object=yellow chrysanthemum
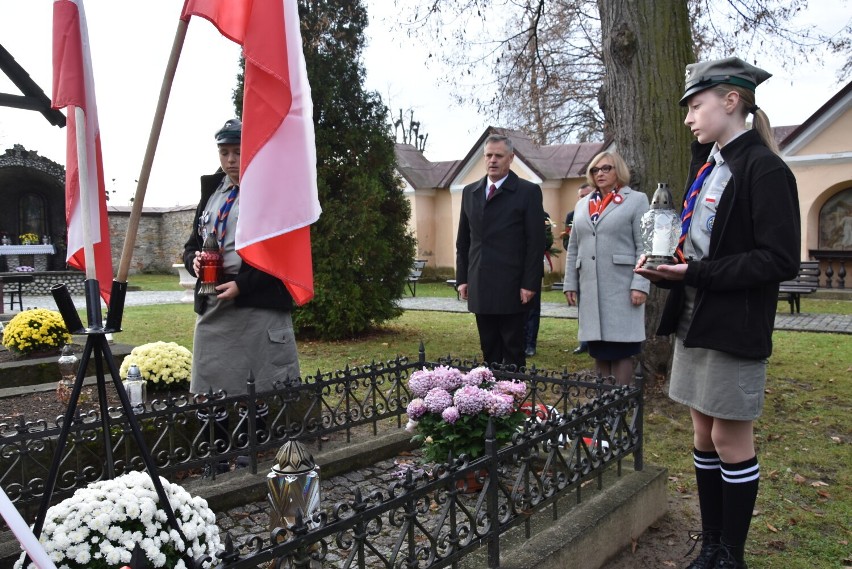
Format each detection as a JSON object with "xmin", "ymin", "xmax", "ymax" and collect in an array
[
  {"xmin": 119, "ymin": 341, "xmax": 192, "ymax": 390},
  {"xmin": 1, "ymin": 309, "xmax": 71, "ymax": 356}
]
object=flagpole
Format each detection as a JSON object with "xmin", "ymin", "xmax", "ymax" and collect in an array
[
  {"xmin": 115, "ymin": 19, "xmax": 189, "ymax": 283},
  {"xmin": 73, "ymin": 106, "xmax": 97, "ymax": 280}
]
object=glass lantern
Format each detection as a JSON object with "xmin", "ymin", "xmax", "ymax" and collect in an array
[
  {"xmin": 122, "ymin": 364, "xmax": 147, "ymax": 413},
  {"xmin": 198, "ymin": 233, "xmax": 223, "ymax": 296},
  {"xmin": 640, "ymin": 183, "xmax": 681, "ymax": 270},
  {"xmin": 56, "ymin": 344, "xmax": 79, "ymax": 405}
]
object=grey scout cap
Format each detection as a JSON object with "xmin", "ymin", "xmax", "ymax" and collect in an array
[
  {"xmin": 215, "ymin": 118, "xmax": 242, "ymax": 144},
  {"xmin": 680, "ymin": 56, "xmax": 771, "ymax": 106}
]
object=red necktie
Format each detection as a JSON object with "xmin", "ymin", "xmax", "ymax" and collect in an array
[{"xmin": 487, "ymin": 184, "xmax": 497, "ymax": 201}]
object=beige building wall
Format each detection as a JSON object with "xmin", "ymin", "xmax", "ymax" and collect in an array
[
  {"xmin": 403, "ymin": 166, "xmax": 595, "ymax": 275},
  {"xmin": 784, "ymin": 105, "xmax": 852, "ymax": 260}
]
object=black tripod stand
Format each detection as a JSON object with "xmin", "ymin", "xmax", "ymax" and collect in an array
[{"xmin": 25, "ymin": 280, "xmax": 185, "ymax": 563}]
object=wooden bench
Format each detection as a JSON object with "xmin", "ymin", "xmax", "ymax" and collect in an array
[
  {"xmin": 0, "ymin": 273, "xmax": 35, "ymax": 314},
  {"xmin": 778, "ymin": 261, "xmax": 820, "ymax": 314},
  {"xmin": 406, "ymin": 259, "xmax": 427, "ymax": 296}
]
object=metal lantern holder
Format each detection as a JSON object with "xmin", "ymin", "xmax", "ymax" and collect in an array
[
  {"xmin": 25, "ymin": 280, "xmax": 185, "ymax": 562},
  {"xmin": 640, "ymin": 182, "xmax": 682, "ymax": 270},
  {"xmin": 267, "ymin": 440, "xmax": 321, "ymax": 535}
]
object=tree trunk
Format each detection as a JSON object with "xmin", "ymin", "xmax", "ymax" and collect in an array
[{"xmin": 597, "ymin": 0, "xmax": 694, "ymax": 388}]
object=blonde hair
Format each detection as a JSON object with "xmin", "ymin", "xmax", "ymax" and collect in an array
[
  {"xmin": 586, "ymin": 151, "xmax": 631, "ymax": 188},
  {"xmin": 711, "ymin": 84, "xmax": 779, "ymax": 154}
]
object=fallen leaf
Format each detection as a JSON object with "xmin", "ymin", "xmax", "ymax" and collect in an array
[
  {"xmin": 817, "ymin": 490, "xmax": 831, "ymax": 499},
  {"xmin": 793, "ymin": 473, "xmax": 806, "ymax": 484},
  {"xmin": 631, "ymin": 537, "xmax": 638, "ymax": 553},
  {"xmin": 831, "ymin": 436, "xmax": 841, "ymax": 443},
  {"xmin": 766, "ymin": 522, "xmax": 779, "ymax": 533},
  {"xmin": 810, "ymin": 480, "xmax": 829, "ymax": 487}
]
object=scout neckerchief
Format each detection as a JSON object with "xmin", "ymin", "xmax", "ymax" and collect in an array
[
  {"xmin": 212, "ymin": 184, "xmax": 239, "ymax": 251},
  {"xmin": 675, "ymin": 160, "xmax": 715, "ymax": 263}
]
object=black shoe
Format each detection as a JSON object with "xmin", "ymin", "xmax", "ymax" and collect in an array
[
  {"xmin": 683, "ymin": 531, "xmax": 721, "ymax": 569},
  {"xmin": 685, "ymin": 544, "xmax": 720, "ymax": 569},
  {"xmin": 235, "ymin": 455, "xmax": 251, "ymax": 469},
  {"xmin": 713, "ymin": 544, "xmax": 747, "ymax": 569},
  {"xmin": 524, "ymin": 347, "xmax": 536, "ymax": 357},
  {"xmin": 572, "ymin": 345, "xmax": 587, "ymax": 354}
]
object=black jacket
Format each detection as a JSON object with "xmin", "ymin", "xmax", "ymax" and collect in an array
[
  {"xmin": 656, "ymin": 130, "xmax": 800, "ymax": 359},
  {"xmin": 456, "ymin": 170, "xmax": 545, "ymax": 314},
  {"xmin": 183, "ymin": 171, "xmax": 294, "ymax": 315}
]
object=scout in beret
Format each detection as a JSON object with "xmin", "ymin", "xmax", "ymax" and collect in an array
[
  {"xmin": 636, "ymin": 58, "xmax": 801, "ymax": 569},
  {"xmin": 182, "ymin": 118, "xmax": 301, "ymax": 473}
]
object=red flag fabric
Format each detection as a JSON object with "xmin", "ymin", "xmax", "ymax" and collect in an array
[
  {"xmin": 181, "ymin": 0, "xmax": 321, "ymax": 305},
  {"xmin": 52, "ymin": 0, "xmax": 114, "ymax": 305}
]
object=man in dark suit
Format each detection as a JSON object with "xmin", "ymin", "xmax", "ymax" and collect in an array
[{"xmin": 456, "ymin": 134, "xmax": 545, "ymax": 368}]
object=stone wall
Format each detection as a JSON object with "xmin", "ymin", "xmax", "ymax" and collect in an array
[
  {"xmin": 12, "ymin": 271, "xmax": 86, "ymax": 295},
  {"xmin": 107, "ymin": 206, "xmax": 196, "ymax": 273}
]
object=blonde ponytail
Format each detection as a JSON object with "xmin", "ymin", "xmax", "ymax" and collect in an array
[{"xmin": 712, "ymin": 85, "xmax": 779, "ymax": 154}]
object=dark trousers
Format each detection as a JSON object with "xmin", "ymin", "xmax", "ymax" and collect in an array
[
  {"xmin": 475, "ymin": 312, "xmax": 527, "ymax": 369},
  {"xmin": 523, "ymin": 293, "xmax": 542, "ymax": 350}
]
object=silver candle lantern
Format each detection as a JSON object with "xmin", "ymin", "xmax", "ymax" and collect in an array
[
  {"xmin": 267, "ymin": 440, "xmax": 321, "ymax": 535},
  {"xmin": 122, "ymin": 364, "xmax": 147, "ymax": 413},
  {"xmin": 640, "ymin": 183, "xmax": 681, "ymax": 269}
]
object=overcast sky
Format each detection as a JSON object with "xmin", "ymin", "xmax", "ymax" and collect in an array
[{"xmin": 0, "ymin": 1, "xmax": 848, "ymax": 207}]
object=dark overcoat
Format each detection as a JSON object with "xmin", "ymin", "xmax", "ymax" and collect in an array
[{"xmin": 456, "ymin": 170, "xmax": 545, "ymax": 314}]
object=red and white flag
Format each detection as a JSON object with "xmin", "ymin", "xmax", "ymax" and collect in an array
[
  {"xmin": 52, "ymin": 0, "xmax": 113, "ymax": 305},
  {"xmin": 181, "ymin": 0, "xmax": 321, "ymax": 305}
]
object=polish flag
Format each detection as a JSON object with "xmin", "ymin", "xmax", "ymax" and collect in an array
[
  {"xmin": 181, "ymin": 0, "xmax": 321, "ymax": 305},
  {"xmin": 52, "ymin": 0, "xmax": 113, "ymax": 305}
]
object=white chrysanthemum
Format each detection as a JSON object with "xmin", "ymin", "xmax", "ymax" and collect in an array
[{"xmin": 13, "ymin": 472, "xmax": 221, "ymax": 569}]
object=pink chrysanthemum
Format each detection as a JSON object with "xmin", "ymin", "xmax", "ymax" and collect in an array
[
  {"xmin": 453, "ymin": 385, "xmax": 488, "ymax": 415},
  {"xmin": 432, "ymin": 365, "xmax": 465, "ymax": 392},
  {"xmin": 493, "ymin": 380, "xmax": 527, "ymax": 402},
  {"xmin": 441, "ymin": 406, "xmax": 460, "ymax": 424},
  {"xmin": 424, "ymin": 387, "xmax": 453, "ymax": 413},
  {"xmin": 463, "ymin": 366, "xmax": 493, "ymax": 387},
  {"xmin": 408, "ymin": 368, "xmax": 435, "ymax": 398},
  {"xmin": 485, "ymin": 392, "xmax": 515, "ymax": 417},
  {"xmin": 406, "ymin": 398, "xmax": 427, "ymax": 419}
]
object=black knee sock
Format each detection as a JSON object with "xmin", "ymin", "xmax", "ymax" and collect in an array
[
  {"xmin": 721, "ymin": 456, "xmax": 760, "ymax": 561},
  {"xmin": 693, "ymin": 448, "xmax": 723, "ymax": 541}
]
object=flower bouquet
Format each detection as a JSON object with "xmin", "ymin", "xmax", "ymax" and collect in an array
[
  {"xmin": 119, "ymin": 341, "xmax": 192, "ymax": 390},
  {"xmin": 14, "ymin": 471, "xmax": 221, "ymax": 569},
  {"xmin": 18, "ymin": 232, "xmax": 39, "ymax": 245},
  {"xmin": 405, "ymin": 365, "xmax": 527, "ymax": 463},
  {"xmin": 1, "ymin": 308, "xmax": 71, "ymax": 357}
]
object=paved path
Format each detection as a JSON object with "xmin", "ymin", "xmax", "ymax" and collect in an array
[
  {"xmin": 5, "ymin": 291, "xmax": 851, "ymax": 334},
  {"xmin": 402, "ymin": 297, "xmax": 852, "ymax": 334}
]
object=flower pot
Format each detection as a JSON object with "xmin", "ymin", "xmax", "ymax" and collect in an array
[{"xmin": 173, "ymin": 263, "xmax": 196, "ymax": 303}]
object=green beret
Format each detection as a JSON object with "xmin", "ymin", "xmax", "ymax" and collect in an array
[
  {"xmin": 214, "ymin": 118, "xmax": 242, "ymax": 144},
  {"xmin": 680, "ymin": 56, "xmax": 771, "ymax": 106}
]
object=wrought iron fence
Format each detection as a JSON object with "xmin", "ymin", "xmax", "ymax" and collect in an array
[
  {"xmin": 1, "ymin": 347, "xmax": 643, "ymax": 569},
  {"xmin": 189, "ymin": 373, "xmax": 641, "ymax": 569}
]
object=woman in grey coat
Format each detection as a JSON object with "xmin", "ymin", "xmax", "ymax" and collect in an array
[{"xmin": 563, "ymin": 151, "xmax": 650, "ymax": 384}]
